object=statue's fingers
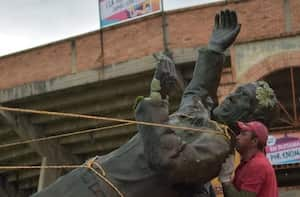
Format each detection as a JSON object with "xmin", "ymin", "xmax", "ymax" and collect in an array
[
  {"xmin": 161, "ymin": 62, "xmax": 169, "ymax": 73},
  {"xmin": 224, "ymin": 9, "xmax": 230, "ymax": 28},
  {"xmin": 170, "ymin": 63, "xmax": 176, "ymax": 77},
  {"xmin": 170, "ymin": 75, "xmax": 177, "ymax": 83},
  {"xmin": 214, "ymin": 13, "xmax": 220, "ymax": 29},
  {"xmin": 168, "ymin": 62, "xmax": 174, "ymax": 74},
  {"xmin": 166, "ymin": 79, "xmax": 176, "ymax": 89},
  {"xmin": 157, "ymin": 59, "xmax": 164, "ymax": 70},
  {"xmin": 230, "ymin": 11, "xmax": 238, "ymax": 28},
  {"xmin": 160, "ymin": 64, "xmax": 167, "ymax": 75},
  {"xmin": 220, "ymin": 10, "xmax": 225, "ymax": 28},
  {"xmin": 232, "ymin": 24, "xmax": 241, "ymax": 38}
]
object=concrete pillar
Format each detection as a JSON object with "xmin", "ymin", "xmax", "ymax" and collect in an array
[{"xmin": 37, "ymin": 157, "xmax": 62, "ymax": 192}]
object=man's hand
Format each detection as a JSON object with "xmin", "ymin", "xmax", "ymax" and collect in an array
[
  {"xmin": 152, "ymin": 54, "xmax": 177, "ymax": 99},
  {"xmin": 208, "ymin": 10, "xmax": 241, "ymax": 53},
  {"xmin": 218, "ymin": 154, "xmax": 235, "ymax": 183}
]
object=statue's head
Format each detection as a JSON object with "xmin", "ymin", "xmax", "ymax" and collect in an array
[{"xmin": 213, "ymin": 81, "xmax": 279, "ymax": 127}]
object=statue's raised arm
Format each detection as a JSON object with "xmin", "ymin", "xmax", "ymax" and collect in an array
[
  {"xmin": 135, "ymin": 9, "xmax": 241, "ymax": 192},
  {"xmin": 182, "ymin": 10, "xmax": 241, "ymax": 109}
]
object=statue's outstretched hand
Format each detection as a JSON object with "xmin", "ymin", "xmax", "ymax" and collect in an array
[
  {"xmin": 151, "ymin": 54, "xmax": 177, "ymax": 99},
  {"xmin": 218, "ymin": 154, "xmax": 235, "ymax": 183},
  {"xmin": 208, "ymin": 10, "xmax": 241, "ymax": 53}
]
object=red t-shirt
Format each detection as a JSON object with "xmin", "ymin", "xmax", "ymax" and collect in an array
[{"xmin": 233, "ymin": 152, "xmax": 278, "ymax": 197}]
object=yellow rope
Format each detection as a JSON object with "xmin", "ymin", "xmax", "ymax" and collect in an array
[
  {"xmin": 0, "ymin": 106, "xmax": 231, "ymax": 149},
  {"xmin": 85, "ymin": 157, "xmax": 105, "ymax": 176},
  {"xmin": 208, "ymin": 119, "xmax": 235, "ymax": 142},
  {"xmin": 86, "ymin": 157, "xmax": 123, "ymax": 197},
  {"xmin": 0, "ymin": 106, "xmax": 224, "ymax": 133},
  {"xmin": 0, "ymin": 165, "xmax": 82, "ymax": 170},
  {"xmin": 0, "ymin": 122, "xmax": 133, "ymax": 149},
  {"xmin": 88, "ymin": 167, "xmax": 124, "ymax": 197},
  {"xmin": 0, "ymin": 159, "xmax": 123, "ymax": 197}
]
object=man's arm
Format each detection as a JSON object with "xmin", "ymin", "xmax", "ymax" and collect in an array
[
  {"xmin": 218, "ymin": 155, "xmax": 256, "ymax": 197},
  {"xmin": 222, "ymin": 182, "xmax": 256, "ymax": 197}
]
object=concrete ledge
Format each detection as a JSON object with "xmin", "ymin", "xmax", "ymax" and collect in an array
[
  {"xmin": 0, "ymin": 47, "xmax": 200, "ymax": 103},
  {"xmin": 234, "ymin": 35, "xmax": 300, "ymax": 80}
]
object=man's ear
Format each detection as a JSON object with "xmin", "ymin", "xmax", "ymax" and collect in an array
[{"xmin": 251, "ymin": 137, "xmax": 258, "ymax": 146}]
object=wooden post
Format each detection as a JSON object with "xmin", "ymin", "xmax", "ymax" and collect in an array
[{"xmin": 37, "ymin": 157, "xmax": 62, "ymax": 191}]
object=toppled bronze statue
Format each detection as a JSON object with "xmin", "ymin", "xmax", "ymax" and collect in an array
[{"xmin": 32, "ymin": 10, "xmax": 278, "ymax": 197}]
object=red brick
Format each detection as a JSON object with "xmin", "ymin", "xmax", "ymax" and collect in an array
[
  {"xmin": 290, "ymin": 0, "xmax": 300, "ymax": 32},
  {"xmin": 0, "ymin": 42, "xmax": 72, "ymax": 89},
  {"xmin": 76, "ymin": 32, "xmax": 102, "ymax": 71}
]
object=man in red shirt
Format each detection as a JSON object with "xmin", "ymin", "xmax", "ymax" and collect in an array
[{"xmin": 219, "ymin": 121, "xmax": 278, "ymax": 197}]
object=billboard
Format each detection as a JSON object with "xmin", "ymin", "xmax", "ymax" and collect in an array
[
  {"xmin": 266, "ymin": 132, "xmax": 300, "ymax": 165},
  {"xmin": 99, "ymin": 0, "xmax": 162, "ymax": 28}
]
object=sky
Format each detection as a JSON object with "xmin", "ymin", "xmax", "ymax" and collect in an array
[{"xmin": 0, "ymin": 0, "xmax": 222, "ymax": 57}]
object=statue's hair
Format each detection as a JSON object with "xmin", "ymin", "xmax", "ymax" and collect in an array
[{"xmin": 250, "ymin": 81, "xmax": 280, "ymax": 127}]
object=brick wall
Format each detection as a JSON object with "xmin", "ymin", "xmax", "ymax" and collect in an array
[
  {"xmin": 291, "ymin": 0, "xmax": 300, "ymax": 32},
  {"xmin": 0, "ymin": 42, "xmax": 72, "ymax": 89},
  {"xmin": 0, "ymin": 0, "xmax": 299, "ymax": 89}
]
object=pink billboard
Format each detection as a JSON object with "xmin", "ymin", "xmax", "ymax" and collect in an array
[
  {"xmin": 266, "ymin": 132, "xmax": 300, "ymax": 165},
  {"xmin": 100, "ymin": 0, "xmax": 162, "ymax": 28}
]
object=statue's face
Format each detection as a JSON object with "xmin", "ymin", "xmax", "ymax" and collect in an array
[{"xmin": 213, "ymin": 84, "xmax": 257, "ymax": 125}]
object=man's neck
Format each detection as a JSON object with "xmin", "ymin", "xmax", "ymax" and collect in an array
[{"xmin": 241, "ymin": 148, "xmax": 259, "ymax": 161}]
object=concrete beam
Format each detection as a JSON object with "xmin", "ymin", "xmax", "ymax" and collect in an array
[
  {"xmin": 42, "ymin": 110, "xmax": 134, "ymax": 135},
  {"xmin": 70, "ymin": 136, "xmax": 130, "ymax": 155},
  {"xmin": 0, "ymin": 108, "xmax": 81, "ymax": 190},
  {"xmin": 0, "ymin": 126, "xmax": 15, "ymax": 138},
  {"xmin": 0, "ymin": 47, "xmax": 200, "ymax": 103},
  {"xmin": 0, "ymin": 109, "xmax": 80, "ymax": 164},
  {"xmin": 18, "ymin": 75, "xmax": 150, "ymax": 111},
  {"xmin": 0, "ymin": 177, "xmax": 17, "ymax": 197},
  {"xmin": 0, "ymin": 55, "xmax": 156, "ymax": 103},
  {"xmin": 0, "ymin": 147, "xmax": 35, "ymax": 163},
  {"xmin": 30, "ymin": 94, "xmax": 140, "ymax": 124},
  {"xmin": 7, "ymin": 169, "xmax": 40, "ymax": 183},
  {"xmin": 59, "ymin": 124, "xmax": 137, "ymax": 145},
  {"xmin": 18, "ymin": 181, "xmax": 38, "ymax": 191}
]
